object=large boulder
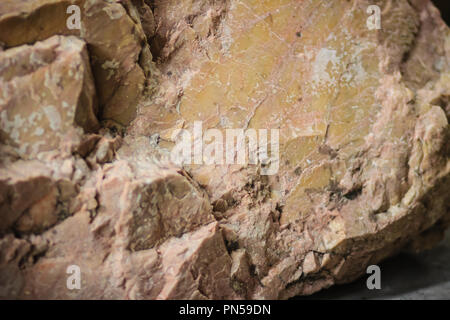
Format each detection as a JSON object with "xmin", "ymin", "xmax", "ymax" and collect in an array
[{"xmin": 0, "ymin": 0, "xmax": 449, "ymax": 300}]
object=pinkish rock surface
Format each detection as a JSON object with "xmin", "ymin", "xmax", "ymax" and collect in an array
[{"xmin": 0, "ymin": 0, "xmax": 449, "ymax": 300}]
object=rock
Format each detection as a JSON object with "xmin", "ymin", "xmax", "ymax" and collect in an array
[
  {"xmin": 151, "ymin": 222, "xmax": 237, "ymax": 299},
  {"xmin": 0, "ymin": 158, "xmax": 81, "ymax": 235},
  {"xmin": 302, "ymin": 252, "xmax": 320, "ymax": 275},
  {"xmin": 88, "ymin": 133, "xmax": 122, "ymax": 164},
  {"xmin": 95, "ymin": 140, "xmax": 214, "ymax": 251},
  {"xmin": 0, "ymin": 161, "xmax": 54, "ymax": 233},
  {"xmin": 0, "ymin": 0, "xmax": 449, "ymax": 300},
  {"xmin": 128, "ymin": 0, "xmax": 450, "ymax": 298},
  {"xmin": 0, "ymin": 235, "xmax": 31, "ymax": 298},
  {"xmin": 0, "ymin": 35, "xmax": 99, "ymax": 158},
  {"xmin": 0, "ymin": 0, "xmax": 158, "ymax": 126},
  {"xmin": 135, "ymin": 0, "xmax": 157, "ymax": 39},
  {"xmin": 15, "ymin": 185, "xmax": 59, "ymax": 234}
]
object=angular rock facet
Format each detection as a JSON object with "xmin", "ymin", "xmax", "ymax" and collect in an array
[
  {"xmin": 0, "ymin": 35, "xmax": 98, "ymax": 157},
  {"xmin": 0, "ymin": 0, "xmax": 157, "ymax": 126}
]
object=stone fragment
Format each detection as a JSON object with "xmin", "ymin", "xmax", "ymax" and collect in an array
[
  {"xmin": 129, "ymin": 0, "xmax": 450, "ymax": 298},
  {"xmin": 87, "ymin": 133, "xmax": 122, "ymax": 164},
  {"xmin": 15, "ymin": 185, "xmax": 59, "ymax": 234},
  {"xmin": 0, "ymin": 0, "xmax": 157, "ymax": 126},
  {"xmin": 156, "ymin": 222, "xmax": 237, "ymax": 299},
  {"xmin": 135, "ymin": 0, "xmax": 156, "ymax": 39},
  {"xmin": 94, "ymin": 139, "xmax": 215, "ymax": 251},
  {"xmin": 0, "ymin": 235, "xmax": 31, "ymax": 298},
  {"xmin": 0, "ymin": 35, "xmax": 98, "ymax": 158},
  {"xmin": 302, "ymin": 252, "xmax": 320, "ymax": 275},
  {"xmin": 0, "ymin": 161, "xmax": 54, "ymax": 233}
]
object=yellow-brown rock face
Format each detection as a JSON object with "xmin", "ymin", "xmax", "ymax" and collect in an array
[{"xmin": 0, "ymin": 0, "xmax": 449, "ymax": 299}]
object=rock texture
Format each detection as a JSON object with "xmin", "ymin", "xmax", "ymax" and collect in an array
[
  {"xmin": 0, "ymin": 0, "xmax": 157, "ymax": 126},
  {"xmin": 0, "ymin": 35, "xmax": 99, "ymax": 158},
  {"xmin": 0, "ymin": 0, "xmax": 449, "ymax": 299}
]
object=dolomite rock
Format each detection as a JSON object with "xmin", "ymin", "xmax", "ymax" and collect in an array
[
  {"xmin": 0, "ymin": 0, "xmax": 157, "ymax": 126},
  {"xmin": 0, "ymin": 0, "xmax": 449, "ymax": 300},
  {"xmin": 0, "ymin": 35, "xmax": 98, "ymax": 158},
  {"xmin": 94, "ymin": 143, "xmax": 215, "ymax": 252},
  {"xmin": 0, "ymin": 158, "xmax": 81, "ymax": 235}
]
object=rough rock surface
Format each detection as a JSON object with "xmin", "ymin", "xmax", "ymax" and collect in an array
[
  {"xmin": 0, "ymin": 35, "xmax": 99, "ymax": 158},
  {"xmin": 0, "ymin": 0, "xmax": 449, "ymax": 299},
  {"xmin": 0, "ymin": 0, "xmax": 158, "ymax": 126}
]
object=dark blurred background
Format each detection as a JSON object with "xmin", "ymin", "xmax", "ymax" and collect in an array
[{"xmin": 433, "ymin": 0, "xmax": 450, "ymax": 25}]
